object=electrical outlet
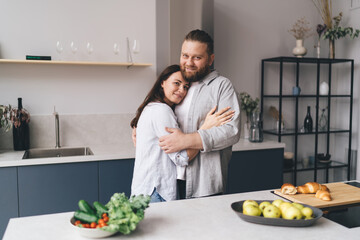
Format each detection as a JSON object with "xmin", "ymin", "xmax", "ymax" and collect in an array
[{"xmin": 351, "ymin": 0, "xmax": 360, "ymax": 10}]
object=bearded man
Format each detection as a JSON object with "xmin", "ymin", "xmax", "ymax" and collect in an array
[{"xmin": 159, "ymin": 29, "xmax": 241, "ymax": 199}]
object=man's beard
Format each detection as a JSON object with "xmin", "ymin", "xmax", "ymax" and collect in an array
[{"xmin": 181, "ymin": 64, "xmax": 210, "ymax": 83}]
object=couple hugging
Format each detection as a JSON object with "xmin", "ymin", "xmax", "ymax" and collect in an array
[{"xmin": 130, "ymin": 29, "xmax": 241, "ymax": 203}]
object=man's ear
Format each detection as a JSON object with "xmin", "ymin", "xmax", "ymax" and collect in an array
[{"xmin": 209, "ymin": 54, "xmax": 215, "ymax": 66}]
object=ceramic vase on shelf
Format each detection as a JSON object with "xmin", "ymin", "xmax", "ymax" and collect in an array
[
  {"xmin": 320, "ymin": 82, "xmax": 329, "ymax": 95},
  {"xmin": 243, "ymin": 114, "xmax": 250, "ymax": 140},
  {"xmin": 292, "ymin": 39, "xmax": 307, "ymax": 58},
  {"xmin": 329, "ymin": 39, "xmax": 335, "ymax": 59},
  {"xmin": 316, "ymin": 39, "xmax": 321, "ymax": 58},
  {"xmin": 243, "ymin": 121, "xmax": 249, "ymax": 140}
]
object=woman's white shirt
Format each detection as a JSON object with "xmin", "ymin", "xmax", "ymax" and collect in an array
[{"xmin": 131, "ymin": 102, "xmax": 189, "ymax": 201}]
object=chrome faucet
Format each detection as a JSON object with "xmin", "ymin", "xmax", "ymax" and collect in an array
[{"xmin": 54, "ymin": 107, "xmax": 61, "ymax": 148}]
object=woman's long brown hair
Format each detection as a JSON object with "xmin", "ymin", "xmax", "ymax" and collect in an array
[{"xmin": 130, "ymin": 64, "xmax": 181, "ymax": 128}]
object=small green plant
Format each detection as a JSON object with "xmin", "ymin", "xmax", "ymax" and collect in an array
[
  {"xmin": 322, "ymin": 12, "xmax": 360, "ymax": 40},
  {"xmin": 239, "ymin": 92, "xmax": 259, "ymax": 120}
]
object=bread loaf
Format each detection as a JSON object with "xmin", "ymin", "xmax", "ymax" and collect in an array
[
  {"xmin": 315, "ymin": 189, "xmax": 331, "ymax": 201},
  {"xmin": 281, "ymin": 183, "xmax": 297, "ymax": 195}
]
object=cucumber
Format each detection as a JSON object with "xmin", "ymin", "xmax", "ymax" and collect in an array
[
  {"xmin": 78, "ymin": 200, "xmax": 95, "ymax": 215},
  {"xmin": 93, "ymin": 201, "xmax": 108, "ymax": 217},
  {"xmin": 74, "ymin": 210, "xmax": 98, "ymax": 223}
]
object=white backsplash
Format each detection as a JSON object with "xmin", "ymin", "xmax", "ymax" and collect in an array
[{"xmin": 0, "ymin": 113, "xmax": 135, "ymax": 150}]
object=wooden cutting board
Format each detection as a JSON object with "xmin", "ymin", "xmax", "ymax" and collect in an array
[{"xmin": 273, "ymin": 182, "xmax": 360, "ymax": 208}]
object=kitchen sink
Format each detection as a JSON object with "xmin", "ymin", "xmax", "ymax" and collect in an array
[{"xmin": 22, "ymin": 147, "xmax": 94, "ymax": 159}]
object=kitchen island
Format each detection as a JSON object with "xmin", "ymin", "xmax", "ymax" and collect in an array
[
  {"xmin": 3, "ymin": 189, "xmax": 359, "ymax": 240},
  {"xmin": 0, "ymin": 140, "xmax": 285, "ymax": 238}
]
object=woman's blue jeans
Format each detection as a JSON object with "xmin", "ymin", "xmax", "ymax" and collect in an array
[{"xmin": 150, "ymin": 188, "xmax": 166, "ymax": 203}]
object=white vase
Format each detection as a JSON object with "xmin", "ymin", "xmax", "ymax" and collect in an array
[
  {"xmin": 243, "ymin": 122, "xmax": 249, "ymax": 139},
  {"xmin": 320, "ymin": 82, "xmax": 329, "ymax": 95},
  {"xmin": 292, "ymin": 39, "xmax": 307, "ymax": 58}
]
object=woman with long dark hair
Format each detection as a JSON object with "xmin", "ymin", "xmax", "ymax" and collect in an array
[{"xmin": 130, "ymin": 65, "xmax": 233, "ymax": 202}]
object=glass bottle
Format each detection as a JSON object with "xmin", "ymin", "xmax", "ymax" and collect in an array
[
  {"xmin": 319, "ymin": 108, "xmax": 327, "ymax": 131},
  {"xmin": 304, "ymin": 106, "xmax": 313, "ymax": 133},
  {"xmin": 249, "ymin": 112, "xmax": 263, "ymax": 142},
  {"xmin": 12, "ymin": 98, "xmax": 30, "ymax": 150}
]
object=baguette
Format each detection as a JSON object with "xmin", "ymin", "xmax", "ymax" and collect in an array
[
  {"xmin": 281, "ymin": 183, "xmax": 297, "ymax": 195},
  {"xmin": 315, "ymin": 189, "xmax": 332, "ymax": 201}
]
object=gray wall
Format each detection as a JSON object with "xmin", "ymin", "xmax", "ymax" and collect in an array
[{"xmin": 213, "ymin": 0, "xmax": 360, "ymax": 182}]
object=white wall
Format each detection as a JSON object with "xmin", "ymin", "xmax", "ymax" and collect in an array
[
  {"xmin": 0, "ymin": 0, "xmax": 157, "ymax": 115},
  {"xmin": 169, "ymin": 0, "xmax": 213, "ymax": 64}
]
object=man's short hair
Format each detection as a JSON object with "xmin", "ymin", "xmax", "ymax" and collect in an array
[{"xmin": 184, "ymin": 29, "xmax": 214, "ymax": 56}]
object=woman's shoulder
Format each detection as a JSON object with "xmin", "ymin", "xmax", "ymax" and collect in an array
[{"xmin": 143, "ymin": 102, "xmax": 175, "ymax": 116}]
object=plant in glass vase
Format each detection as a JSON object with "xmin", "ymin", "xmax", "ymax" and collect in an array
[
  {"xmin": 312, "ymin": 0, "xmax": 360, "ymax": 59},
  {"xmin": 239, "ymin": 92, "xmax": 259, "ymax": 139}
]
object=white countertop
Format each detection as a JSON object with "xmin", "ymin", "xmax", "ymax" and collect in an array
[
  {"xmin": 3, "ymin": 189, "xmax": 358, "ymax": 240},
  {"xmin": 0, "ymin": 139, "xmax": 284, "ymax": 167}
]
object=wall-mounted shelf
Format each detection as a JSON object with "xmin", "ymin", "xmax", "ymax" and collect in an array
[{"xmin": 0, "ymin": 59, "xmax": 152, "ymax": 67}]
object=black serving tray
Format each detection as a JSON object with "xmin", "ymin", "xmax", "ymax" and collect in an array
[{"xmin": 231, "ymin": 200, "xmax": 323, "ymax": 227}]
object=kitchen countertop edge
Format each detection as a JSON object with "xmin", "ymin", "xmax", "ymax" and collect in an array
[{"xmin": 0, "ymin": 139, "xmax": 285, "ymax": 167}]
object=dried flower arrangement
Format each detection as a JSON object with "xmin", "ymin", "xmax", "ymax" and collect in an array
[
  {"xmin": 0, "ymin": 104, "xmax": 30, "ymax": 132},
  {"xmin": 239, "ymin": 92, "xmax": 259, "ymax": 120},
  {"xmin": 288, "ymin": 17, "xmax": 313, "ymax": 40},
  {"xmin": 269, "ymin": 106, "xmax": 283, "ymax": 121}
]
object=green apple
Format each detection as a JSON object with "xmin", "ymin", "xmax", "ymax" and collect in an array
[
  {"xmin": 259, "ymin": 201, "xmax": 271, "ymax": 213},
  {"xmin": 272, "ymin": 199, "xmax": 284, "ymax": 208},
  {"xmin": 292, "ymin": 202, "xmax": 304, "ymax": 210},
  {"xmin": 282, "ymin": 206, "xmax": 303, "ymax": 220},
  {"xmin": 243, "ymin": 204, "xmax": 261, "ymax": 216},
  {"xmin": 279, "ymin": 202, "xmax": 293, "ymax": 215},
  {"xmin": 301, "ymin": 207, "xmax": 314, "ymax": 219},
  {"xmin": 263, "ymin": 205, "xmax": 281, "ymax": 218},
  {"xmin": 243, "ymin": 200, "xmax": 259, "ymax": 209}
]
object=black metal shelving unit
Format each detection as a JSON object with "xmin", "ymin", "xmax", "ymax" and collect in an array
[{"xmin": 260, "ymin": 56, "xmax": 354, "ymax": 185}]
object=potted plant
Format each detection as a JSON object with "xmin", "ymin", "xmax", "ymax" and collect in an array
[
  {"xmin": 312, "ymin": 0, "xmax": 360, "ymax": 58},
  {"xmin": 0, "ymin": 102, "xmax": 31, "ymax": 150},
  {"xmin": 0, "ymin": 104, "xmax": 13, "ymax": 132},
  {"xmin": 288, "ymin": 17, "xmax": 313, "ymax": 57}
]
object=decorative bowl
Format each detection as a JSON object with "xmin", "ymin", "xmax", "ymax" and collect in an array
[
  {"xmin": 70, "ymin": 217, "xmax": 117, "ymax": 239},
  {"xmin": 316, "ymin": 153, "xmax": 331, "ymax": 161},
  {"xmin": 316, "ymin": 153, "xmax": 331, "ymax": 163}
]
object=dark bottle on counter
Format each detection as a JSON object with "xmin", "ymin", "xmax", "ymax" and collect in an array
[
  {"xmin": 12, "ymin": 98, "xmax": 30, "ymax": 150},
  {"xmin": 304, "ymin": 106, "xmax": 313, "ymax": 133}
]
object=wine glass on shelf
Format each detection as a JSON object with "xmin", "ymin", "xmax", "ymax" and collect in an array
[
  {"xmin": 86, "ymin": 42, "xmax": 94, "ymax": 55},
  {"xmin": 56, "ymin": 41, "xmax": 64, "ymax": 60},
  {"xmin": 70, "ymin": 41, "xmax": 78, "ymax": 54},
  {"xmin": 132, "ymin": 40, "xmax": 140, "ymax": 54},
  {"xmin": 113, "ymin": 43, "xmax": 120, "ymax": 55}
]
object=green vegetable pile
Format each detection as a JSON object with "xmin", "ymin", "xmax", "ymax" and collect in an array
[{"xmin": 102, "ymin": 193, "xmax": 151, "ymax": 234}]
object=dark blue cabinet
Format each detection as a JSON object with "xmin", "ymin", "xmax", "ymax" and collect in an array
[
  {"xmin": 0, "ymin": 167, "xmax": 18, "ymax": 238},
  {"xmin": 18, "ymin": 162, "xmax": 98, "ymax": 217},
  {"xmin": 99, "ymin": 159, "xmax": 134, "ymax": 203},
  {"xmin": 227, "ymin": 148, "xmax": 284, "ymax": 194}
]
